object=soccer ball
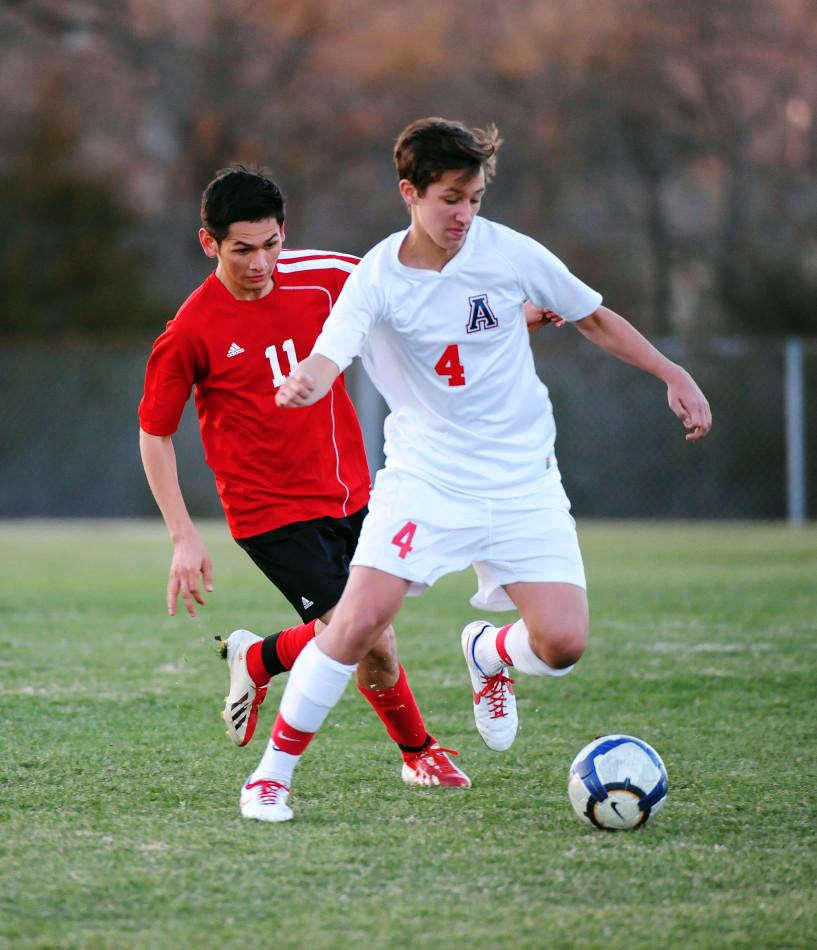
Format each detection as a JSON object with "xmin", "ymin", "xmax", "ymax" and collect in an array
[{"xmin": 567, "ymin": 734, "xmax": 668, "ymax": 830}]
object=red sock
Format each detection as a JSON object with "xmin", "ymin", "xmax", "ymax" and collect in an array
[
  {"xmin": 271, "ymin": 713, "xmax": 314, "ymax": 756},
  {"xmin": 274, "ymin": 619, "xmax": 318, "ymax": 670},
  {"xmin": 495, "ymin": 624, "xmax": 514, "ymax": 666},
  {"xmin": 245, "ymin": 620, "xmax": 319, "ymax": 685},
  {"xmin": 358, "ymin": 665, "xmax": 429, "ymax": 760},
  {"xmin": 246, "ymin": 642, "xmax": 271, "ymax": 686}
]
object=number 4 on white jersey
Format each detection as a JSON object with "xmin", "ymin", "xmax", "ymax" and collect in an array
[{"xmin": 434, "ymin": 344, "xmax": 465, "ymax": 387}]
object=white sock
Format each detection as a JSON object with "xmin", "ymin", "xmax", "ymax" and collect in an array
[
  {"xmin": 473, "ymin": 623, "xmax": 504, "ymax": 673},
  {"xmin": 280, "ymin": 638, "xmax": 357, "ymax": 731},
  {"xmin": 250, "ymin": 639, "xmax": 356, "ymax": 785},
  {"xmin": 251, "ymin": 742, "xmax": 301, "ymax": 787},
  {"xmin": 503, "ymin": 620, "xmax": 574, "ymax": 677},
  {"xmin": 476, "ymin": 619, "xmax": 575, "ymax": 677}
]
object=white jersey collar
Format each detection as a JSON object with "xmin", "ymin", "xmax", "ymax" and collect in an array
[{"xmin": 390, "ymin": 218, "xmax": 479, "ymax": 279}]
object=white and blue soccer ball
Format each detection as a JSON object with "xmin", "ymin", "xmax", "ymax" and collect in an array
[{"xmin": 568, "ymin": 734, "xmax": 668, "ymax": 830}]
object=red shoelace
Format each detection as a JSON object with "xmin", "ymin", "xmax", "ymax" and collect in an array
[
  {"xmin": 407, "ymin": 745, "xmax": 464, "ymax": 780},
  {"xmin": 246, "ymin": 779, "xmax": 288, "ymax": 805},
  {"xmin": 476, "ymin": 672, "xmax": 515, "ymax": 719},
  {"xmin": 422, "ymin": 745, "xmax": 460, "ymax": 767}
]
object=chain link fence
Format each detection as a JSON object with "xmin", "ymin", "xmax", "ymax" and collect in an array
[{"xmin": 1, "ymin": 335, "xmax": 814, "ymax": 522}]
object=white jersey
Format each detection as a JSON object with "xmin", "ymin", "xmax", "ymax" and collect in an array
[{"xmin": 313, "ymin": 216, "xmax": 602, "ymax": 497}]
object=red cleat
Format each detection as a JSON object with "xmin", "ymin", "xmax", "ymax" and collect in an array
[{"xmin": 401, "ymin": 740, "xmax": 471, "ymax": 788}]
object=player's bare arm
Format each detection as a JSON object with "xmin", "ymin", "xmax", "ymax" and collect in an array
[
  {"xmin": 139, "ymin": 429, "xmax": 214, "ymax": 616},
  {"xmin": 574, "ymin": 306, "xmax": 712, "ymax": 441},
  {"xmin": 275, "ymin": 353, "xmax": 341, "ymax": 408}
]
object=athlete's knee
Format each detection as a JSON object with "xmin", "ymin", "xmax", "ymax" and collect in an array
[
  {"xmin": 529, "ymin": 617, "xmax": 588, "ymax": 669},
  {"xmin": 328, "ymin": 570, "xmax": 407, "ymax": 662},
  {"xmin": 334, "ymin": 604, "xmax": 395, "ymax": 656}
]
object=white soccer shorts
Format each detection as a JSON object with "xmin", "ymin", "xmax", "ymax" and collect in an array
[{"xmin": 351, "ymin": 467, "xmax": 586, "ymax": 611}]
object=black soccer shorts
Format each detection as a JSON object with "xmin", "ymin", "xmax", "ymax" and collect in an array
[{"xmin": 235, "ymin": 506, "xmax": 368, "ymax": 623}]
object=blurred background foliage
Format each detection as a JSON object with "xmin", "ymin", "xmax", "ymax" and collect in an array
[
  {"xmin": 0, "ymin": 0, "xmax": 815, "ymax": 520},
  {"xmin": 1, "ymin": 0, "xmax": 816, "ymax": 340}
]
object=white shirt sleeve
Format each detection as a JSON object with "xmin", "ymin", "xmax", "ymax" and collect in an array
[
  {"xmin": 311, "ymin": 255, "xmax": 382, "ymax": 372},
  {"xmin": 499, "ymin": 228, "xmax": 602, "ymax": 322}
]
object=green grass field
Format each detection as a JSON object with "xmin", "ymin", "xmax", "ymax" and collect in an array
[{"xmin": 1, "ymin": 520, "xmax": 815, "ymax": 949}]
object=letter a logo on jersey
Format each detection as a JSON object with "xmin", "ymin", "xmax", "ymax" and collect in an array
[{"xmin": 466, "ymin": 294, "xmax": 498, "ymax": 333}]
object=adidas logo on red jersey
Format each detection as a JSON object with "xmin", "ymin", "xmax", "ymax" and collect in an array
[{"xmin": 227, "ymin": 342, "xmax": 245, "ymax": 358}]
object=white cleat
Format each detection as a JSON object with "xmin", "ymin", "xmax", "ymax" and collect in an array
[
  {"xmin": 240, "ymin": 778, "xmax": 293, "ymax": 823},
  {"xmin": 220, "ymin": 629, "xmax": 267, "ymax": 747},
  {"xmin": 461, "ymin": 621, "xmax": 518, "ymax": 752}
]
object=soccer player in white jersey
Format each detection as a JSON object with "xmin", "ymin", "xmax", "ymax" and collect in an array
[{"xmin": 254, "ymin": 117, "xmax": 712, "ymax": 823}]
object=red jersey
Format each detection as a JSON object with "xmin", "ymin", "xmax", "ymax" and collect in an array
[{"xmin": 138, "ymin": 249, "xmax": 371, "ymax": 539}]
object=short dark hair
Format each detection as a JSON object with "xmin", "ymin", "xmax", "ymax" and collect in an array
[
  {"xmin": 200, "ymin": 164, "xmax": 285, "ymax": 242},
  {"xmin": 393, "ymin": 118, "xmax": 502, "ymax": 194}
]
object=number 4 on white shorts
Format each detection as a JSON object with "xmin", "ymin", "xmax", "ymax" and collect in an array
[{"xmin": 391, "ymin": 521, "xmax": 417, "ymax": 559}]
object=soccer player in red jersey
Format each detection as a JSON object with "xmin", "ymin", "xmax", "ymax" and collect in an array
[{"xmin": 138, "ymin": 166, "xmax": 471, "ymax": 817}]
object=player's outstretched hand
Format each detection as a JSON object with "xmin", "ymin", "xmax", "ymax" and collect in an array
[
  {"xmin": 168, "ymin": 533, "xmax": 213, "ymax": 617},
  {"xmin": 666, "ymin": 369, "xmax": 712, "ymax": 441},
  {"xmin": 524, "ymin": 301, "xmax": 565, "ymax": 332},
  {"xmin": 276, "ymin": 367, "xmax": 317, "ymax": 407}
]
